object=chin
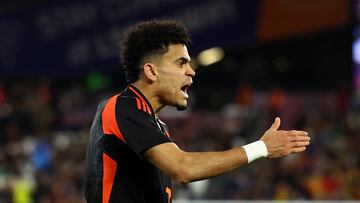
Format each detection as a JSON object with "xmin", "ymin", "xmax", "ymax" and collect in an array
[{"xmin": 176, "ymin": 101, "xmax": 188, "ymax": 111}]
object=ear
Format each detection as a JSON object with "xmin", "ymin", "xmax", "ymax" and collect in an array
[{"xmin": 143, "ymin": 63, "xmax": 157, "ymax": 82}]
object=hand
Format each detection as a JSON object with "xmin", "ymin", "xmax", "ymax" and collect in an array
[{"xmin": 260, "ymin": 117, "xmax": 310, "ymax": 158}]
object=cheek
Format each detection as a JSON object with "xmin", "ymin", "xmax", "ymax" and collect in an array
[
  {"xmin": 158, "ymin": 70, "xmax": 183, "ymax": 94},
  {"xmin": 164, "ymin": 76, "xmax": 180, "ymax": 90},
  {"xmin": 160, "ymin": 81, "xmax": 178, "ymax": 97},
  {"xmin": 166, "ymin": 83, "xmax": 181, "ymax": 100}
]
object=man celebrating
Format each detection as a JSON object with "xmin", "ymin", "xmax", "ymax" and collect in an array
[{"xmin": 84, "ymin": 20, "xmax": 310, "ymax": 203}]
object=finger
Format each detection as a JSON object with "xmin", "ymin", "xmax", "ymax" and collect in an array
[
  {"xmin": 270, "ymin": 117, "xmax": 281, "ymax": 131},
  {"xmin": 291, "ymin": 147, "xmax": 306, "ymax": 153},
  {"xmin": 289, "ymin": 130, "xmax": 308, "ymax": 136},
  {"xmin": 290, "ymin": 141, "xmax": 310, "ymax": 148},
  {"xmin": 289, "ymin": 134, "xmax": 311, "ymax": 142}
]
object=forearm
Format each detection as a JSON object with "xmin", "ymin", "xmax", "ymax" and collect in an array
[
  {"xmin": 175, "ymin": 147, "xmax": 248, "ymax": 183},
  {"xmin": 145, "ymin": 142, "xmax": 268, "ymax": 184}
]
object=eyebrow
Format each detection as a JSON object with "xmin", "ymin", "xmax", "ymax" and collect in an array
[{"xmin": 175, "ymin": 56, "xmax": 191, "ymax": 63}]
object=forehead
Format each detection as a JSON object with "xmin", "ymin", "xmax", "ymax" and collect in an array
[{"xmin": 163, "ymin": 44, "xmax": 190, "ymax": 61}]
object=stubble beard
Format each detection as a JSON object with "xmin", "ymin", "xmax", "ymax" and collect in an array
[
  {"xmin": 176, "ymin": 100, "xmax": 188, "ymax": 111},
  {"xmin": 177, "ymin": 105, "xmax": 187, "ymax": 111}
]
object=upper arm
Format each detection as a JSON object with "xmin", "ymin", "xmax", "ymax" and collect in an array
[
  {"xmin": 144, "ymin": 142, "xmax": 188, "ymax": 182},
  {"xmin": 113, "ymin": 96, "xmax": 172, "ymax": 158}
]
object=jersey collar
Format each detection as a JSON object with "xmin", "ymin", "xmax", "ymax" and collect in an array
[{"xmin": 127, "ymin": 84, "xmax": 155, "ymax": 116}]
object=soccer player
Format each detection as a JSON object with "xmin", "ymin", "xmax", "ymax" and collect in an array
[{"xmin": 84, "ymin": 20, "xmax": 310, "ymax": 203}]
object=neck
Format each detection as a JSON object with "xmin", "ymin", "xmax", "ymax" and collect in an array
[{"xmin": 132, "ymin": 81, "xmax": 164, "ymax": 115}]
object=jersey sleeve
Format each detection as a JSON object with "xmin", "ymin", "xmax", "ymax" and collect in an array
[{"xmin": 115, "ymin": 96, "xmax": 172, "ymax": 158}]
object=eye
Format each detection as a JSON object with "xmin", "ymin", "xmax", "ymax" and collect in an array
[
  {"xmin": 180, "ymin": 60, "xmax": 186, "ymax": 66},
  {"xmin": 177, "ymin": 58, "xmax": 190, "ymax": 67},
  {"xmin": 180, "ymin": 59, "xmax": 190, "ymax": 67}
]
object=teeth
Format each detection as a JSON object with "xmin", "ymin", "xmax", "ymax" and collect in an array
[
  {"xmin": 181, "ymin": 87, "xmax": 189, "ymax": 98},
  {"xmin": 181, "ymin": 84, "xmax": 190, "ymax": 99}
]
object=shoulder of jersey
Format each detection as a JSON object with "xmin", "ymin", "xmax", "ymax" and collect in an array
[{"xmin": 118, "ymin": 95, "xmax": 153, "ymax": 116}]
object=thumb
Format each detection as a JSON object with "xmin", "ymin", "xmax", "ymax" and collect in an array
[{"xmin": 270, "ymin": 117, "xmax": 281, "ymax": 131}]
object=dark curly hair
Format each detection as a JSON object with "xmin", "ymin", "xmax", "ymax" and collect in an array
[{"xmin": 120, "ymin": 19, "xmax": 191, "ymax": 84}]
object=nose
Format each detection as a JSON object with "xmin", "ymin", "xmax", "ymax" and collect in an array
[{"xmin": 186, "ymin": 65, "xmax": 196, "ymax": 77}]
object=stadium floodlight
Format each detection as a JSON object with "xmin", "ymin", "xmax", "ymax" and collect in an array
[
  {"xmin": 197, "ymin": 47, "xmax": 224, "ymax": 66},
  {"xmin": 353, "ymin": 38, "xmax": 360, "ymax": 64}
]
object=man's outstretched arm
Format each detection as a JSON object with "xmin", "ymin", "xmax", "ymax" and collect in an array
[{"xmin": 144, "ymin": 117, "xmax": 310, "ymax": 184}]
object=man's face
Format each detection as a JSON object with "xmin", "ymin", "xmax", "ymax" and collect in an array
[{"xmin": 155, "ymin": 44, "xmax": 195, "ymax": 110}]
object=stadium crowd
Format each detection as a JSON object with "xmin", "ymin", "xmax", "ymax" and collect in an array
[{"xmin": 0, "ymin": 78, "xmax": 359, "ymax": 202}]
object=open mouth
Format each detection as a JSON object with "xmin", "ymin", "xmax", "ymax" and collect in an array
[{"xmin": 180, "ymin": 84, "xmax": 191, "ymax": 98}]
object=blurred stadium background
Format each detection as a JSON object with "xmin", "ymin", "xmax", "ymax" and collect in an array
[{"xmin": 0, "ymin": 0, "xmax": 359, "ymax": 202}]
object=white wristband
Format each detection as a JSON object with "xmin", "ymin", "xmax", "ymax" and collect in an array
[{"xmin": 242, "ymin": 140, "xmax": 268, "ymax": 163}]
